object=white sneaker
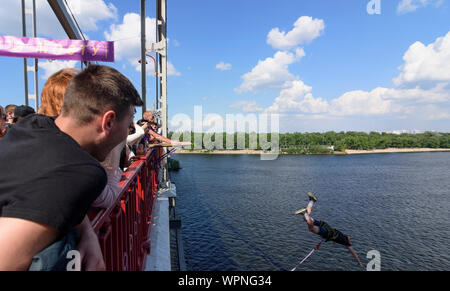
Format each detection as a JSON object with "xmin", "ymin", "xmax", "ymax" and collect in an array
[
  {"xmin": 307, "ymin": 192, "xmax": 318, "ymax": 202},
  {"xmin": 295, "ymin": 208, "xmax": 307, "ymax": 215}
]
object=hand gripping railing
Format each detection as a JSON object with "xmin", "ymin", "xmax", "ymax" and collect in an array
[{"xmin": 88, "ymin": 148, "xmax": 162, "ymax": 271}]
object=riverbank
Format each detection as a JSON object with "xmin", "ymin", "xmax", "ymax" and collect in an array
[
  {"xmin": 174, "ymin": 148, "xmax": 450, "ymax": 155},
  {"xmin": 176, "ymin": 149, "xmax": 262, "ymax": 155},
  {"xmin": 345, "ymin": 148, "xmax": 450, "ymax": 154}
]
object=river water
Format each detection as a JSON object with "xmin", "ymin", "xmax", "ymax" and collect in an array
[{"xmin": 170, "ymin": 152, "xmax": 450, "ymax": 271}]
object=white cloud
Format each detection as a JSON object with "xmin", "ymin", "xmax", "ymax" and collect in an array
[
  {"xmin": 105, "ymin": 13, "xmax": 156, "ymax": 65},
  {"xmin": 216, "ymin": 62, "xmax": 232, "ymax": 71},
  {"xmin": 172, "ymin": 39, "xmax": 180, "ymax": 47},
  {"xmin": 397, "ymin": 0, "xmax": 443, "ymax": 14},
  {"xmin": 398, "ymin": 0, "xmax": 428, "ymax": 14},
  {"xmin": 329, "ymin": 84, "xmax": 450, "ymax": 117},
  {"xmin": 250, "ymin": 26, "xmax": 450, "ymax": 127},
  {"xmin": 263, "ymin": 81, "xmax": 450, "ymax": 118},
  {"xmin": 383, "ymin": 83, "xmax": 450, "ymax": 103},
  {"xmin": 238, "ymin": 18, "xmax": 450, "ymax": 129},
  {"xmin": 203, "ymin": 114, "xmax": 224, "ymax": 133},
  {"xmin": 235, "ymin": 48, "xmax": 305, "ymax": 93},
  {"xmin": 329, "ymin": 88, "xmax": 395, "ymax": 116},
  {"xmin": 167, "ymin": 62, "xmax": 181, "ymax": 76},
  {"xmin": 230, "ymin": 101, "xmax": 263, "ymax": 113},
  {"xmin": 106, "ymin": 13, "xmax": 180, "ymax": 76},
  {"xmin": 265, "ymin": 31, "xmax": 450, "ymax": 119},
  {"xmin": 404, "ymin": 104, "xmax": 450, "ymax": 120},
  {"xmin": 169, "ymin": 113, "xmax": 192, "ymax": 132},
  {"xmin": 267, "ymin": 16, "xmax": 325, "ymax": 50},
  {"xmin": 135, "ymin": 59, "xmax": 180, "ymax": 77},
  {"xmin": 423, "ymin": 105, "xmax": 450, "ymax": 120},
  {"xmin": 265, "ymin": 80, "xmax": 329, "ymax": 114},
  {"xmin": 39, "ymin": 60, "xmax": 78, "ymax": 80},
  {"xmin": 64, "ymin": 0, "xmax": 117, "ymax": 31},
  {"xmin": 394, "ymin": 31, "xmax": 450, "ymax": 86},
  {"xmin": 0, "ymin": 0, "xmax": 117, "ymax": 38}
]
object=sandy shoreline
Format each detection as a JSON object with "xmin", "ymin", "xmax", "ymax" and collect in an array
[
  {"xmin": 344, "ymin": 148, "xmax": 450, "ymax": 154},
  {"xmin": 174, "ymin": 148, "xmax": 450, "ymax": 155},
  {"xmin": 175, "ymin": 149, "xmax": 263, "ymax": 155}
]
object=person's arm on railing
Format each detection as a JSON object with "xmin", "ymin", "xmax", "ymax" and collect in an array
[
  {"xmin": 75, "ymin": 215, "xmax": 105, "ymax": 271},
  {"xmin": 148, "ymin": 129, "xmax": 187, "ymax": 146},
  {"xmin": 91, "ymin": 167, "xmax": 122, "ymax": 209},
  {"xmin": 92, "ymin": 140, "xmax": 126, "ymax": 209},
  {"xmin": 127, "ymin": 123, "xmax": 146, "ymax": 146}
]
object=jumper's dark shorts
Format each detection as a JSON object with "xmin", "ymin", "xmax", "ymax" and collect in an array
[
  {"xmin": 313, "ymin": 220, "xmax": 352, "ymax": 246},
  {"xmin": 313, "ymin": 220, "xmax": 330, "ymax": 239}
]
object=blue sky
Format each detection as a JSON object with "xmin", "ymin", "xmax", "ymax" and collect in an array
[{"xmin": 1, "ymin": 0, "xmax": 450, "ymax": 133}]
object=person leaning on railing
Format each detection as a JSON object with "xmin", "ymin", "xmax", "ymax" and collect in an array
[
  {"xmin": 127, "ymin": 120, "xmax": 147, "ymax": 157},
  {"xmin": 37, "ymin": 68, "xmax": 126, "ymax": 210},
  {"xmin": 0, "ymin": 65, "xmax": 143, "ymax": 271},
  {"xmin": 142, "ymin": 110, "xmax": 184, "ymax": 146}
]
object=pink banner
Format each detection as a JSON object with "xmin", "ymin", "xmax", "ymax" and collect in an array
[{"xmin": 0, "ymin": 35, "xmax": 114, "ymax": 62}]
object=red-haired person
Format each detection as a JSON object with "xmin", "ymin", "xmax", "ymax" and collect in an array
[{"xmin": 38, "ymin": 68, "xmax": 78, "ymax": 117}]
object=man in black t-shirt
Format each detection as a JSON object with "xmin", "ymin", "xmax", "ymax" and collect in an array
[{"xmin": 0, "ymin": 65, "xmax": 142, "ymax": 270}]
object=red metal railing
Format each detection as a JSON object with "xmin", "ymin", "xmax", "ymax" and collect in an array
[{"xmin": 88, "ymin": 148, "xmax": 161, "ymax": 271}]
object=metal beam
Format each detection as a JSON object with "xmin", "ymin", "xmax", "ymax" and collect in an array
[
  {"xmin": 21, "ymin": 0, "xmax": 29, "ymax": 106},
  {"xmin": 47, "ymin": 0, "xmax": 84, "ymax": 40},
  {"xmin": 141, "ymin": 0, "xmax": 147, "ymax": 114},
  {"xmin": 157, "ymin": 0, "xmax": 169, "ymax": 186},
  {"xmin": 22, "ymin": 0, "xmax": 39, "ymax": 110},
  {"xmin": 32, "ymin": 0, "xmax": 39, "ymax": 110}
]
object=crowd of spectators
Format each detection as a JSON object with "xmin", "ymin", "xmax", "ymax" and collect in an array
[
  {"xmin": 1, "ymin": 104, "xmax": 36, "ymax": 138},
  {"xmin": 0, "ymin": 65, "xmax": 182, "ymax": 271}
]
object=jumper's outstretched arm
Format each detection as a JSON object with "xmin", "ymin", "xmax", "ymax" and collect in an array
[{"xmin": 347, "ymin": 246, "xmax": 364, "ymax": 269}]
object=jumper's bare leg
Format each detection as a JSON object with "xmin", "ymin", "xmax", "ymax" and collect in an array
[
  {"xmin": 306, "ymin": 192, "xmax": 318, "ymax": 215},
  {"xmin": 296, "ymin": 208, "xmax": 320, "ymax": 235},
  {"xmin": 295, "ymin": 192, "xmax": 320, "ymax": 234}
]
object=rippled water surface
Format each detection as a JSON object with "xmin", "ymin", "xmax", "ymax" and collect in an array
[{"xmin": 170, "ymin": 153, "xmax": 450, "ymax": 271}]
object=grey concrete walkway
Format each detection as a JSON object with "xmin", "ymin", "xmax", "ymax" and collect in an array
[{"xmin": 145, "ymin": 182, "xmax": 177, "ymax": 271}]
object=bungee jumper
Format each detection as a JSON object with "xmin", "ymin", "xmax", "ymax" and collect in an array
[{"xmin": 294, "ymin": 192, "xmax": 364, "ymax": 269}]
